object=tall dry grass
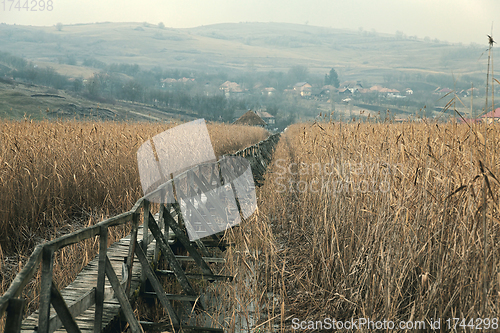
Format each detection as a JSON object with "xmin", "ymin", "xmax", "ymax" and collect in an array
[
  {"xmin": 223, "ymin": 120, "xmax": 500, "ymax": 332},
  {"xmin": 0, "ymin": 119, "xmax": 268, "ymax": 324}
]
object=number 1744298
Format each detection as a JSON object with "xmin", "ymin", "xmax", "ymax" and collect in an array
[{"xmin": 2, "ymin": 0, "xmax": 53, "ymax": 11}]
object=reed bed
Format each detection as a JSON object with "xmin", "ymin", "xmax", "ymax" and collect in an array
[
  {"xmin": 223, "ymin": 120, "xmax": 500, "ymax": 332},
  {"xmin": 0, "ymin": 119, "xmax": 268, "ymax": 327}
]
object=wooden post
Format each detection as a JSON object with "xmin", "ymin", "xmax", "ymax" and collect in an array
[
  {"xmin": 5, "ymin": 298, "xmax": 25, "ymax": 333},
  {"xmin": 155, "ymin": 202, "xmax": 166, "ymax": 265},
  {"xmin": 142, "ymin": 199, "xmax": 150, "ymax": 283},
  {"xmin": 38, "ymin": 246, "xmax": 54, "ymax": 333},
  {"xmin": 94, "ymin": 225, "xmax": 108, "ymax": 332},
  {"xmin": 126, "ymin": 212, "xmax": 139, "ymax": 295}
]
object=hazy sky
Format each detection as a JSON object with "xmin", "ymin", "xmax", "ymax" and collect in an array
[{"xmin": 0, "ymin": 0, "xmax": 498, "ymax": 45}]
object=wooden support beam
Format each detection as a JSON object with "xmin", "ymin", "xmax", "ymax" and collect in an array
[
  {"xmin": 94, "ymin": 225, "xmax": 108, "ymax": 332},
  {"xmin": 50, "ymin": 281, "xmax": 81, "ymax": 333},
  {"xmin": 161, "ymin": 211, "xmax": 214, "ymax": 276},
  {"xmin": 147, "ymin": 215, "xmax": 197, "ymax": 297},
  {"xmin": 38, "ymin": 246, "xmax": 54, "ymax": 333},
  {"xmin": 134, "ymin": 242, "xmax": 180, "ymax": 326},
  {"xmin": 105, "ymin": 255, "xmax": 143, "ymax": 333}
]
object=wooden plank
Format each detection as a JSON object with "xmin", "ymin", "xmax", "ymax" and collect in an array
[
  {"xmin": 94, "ymin": 225, "xmax": 108, "ymax": 332},
  {"xmin": 174, "ymin": 256, "xmax": 225, "ymax": 263},
  {"xmin": 104, "ymin": 255, "xmax": 143, "ymax": 333},
  {"xmin": 134, "ymin": 242, "xmax": 180, "ymax": 326},
  {"xmin": 38, "ymin": 247, "xmax": 54, "ymax": 333},
  {"xmin": 147, "ymin": 216, "xmax": 197, "ymax": 296},
  {"xmin": 50, "ymin": 281, "xmax": 81, "ymax": 333},
  {"xmin": 141, "ymin": 292, "xmax": 199, "ymax": 302},
  {"xmin": 139, "ymin": 321, "xmax": 224, "ymax": 332},
  {"xmin": 5, "ymin": 298, "xmax": 25, "ymax": 333},
  {"xmin": 0, "ymin": 245, "xmax": 42, "ymax": 316},
  {"xmin": 155, "ymin": 270, "xmax": 233, "ymax": 282}
]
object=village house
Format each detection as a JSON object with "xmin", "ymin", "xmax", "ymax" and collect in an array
[
  {"xmin": 262, "ymin": 87, "xmax": 276, "ymax": 96},
  {"xmin": 481, "ymin": 108, "xmax": 500, "ymax": 124},
  {"xmin": 232, "ymin": 110, "xmax": 267, "ymax": 128},
  {"xmin": 293, "ymin": 82, "xmax": 312, "ymax": 97},
  {"xmin": 220, "ymin": 81, "xmax": 244, "ymax": 97},
  {"xmin": 255, "ymin": 111, "xmax": 276, "ymax": 126}
]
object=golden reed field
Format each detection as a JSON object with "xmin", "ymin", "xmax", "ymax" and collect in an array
[
  {"xmin": 223, "ymin": 120, "xmax": 500, "ymax": 331},
  {"xmin": 0, "ymin": 119, "xmax": 268, "ymax": 318},
  {"xmin": 2, "ymin": 118, "xmax": 500, "ymax": 331}
]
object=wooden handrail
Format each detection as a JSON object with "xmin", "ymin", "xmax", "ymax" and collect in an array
[
  {"xmin": 0, "ymin": 201, "xmax": 145, "ymax": 319},
  {"xmin": 0, "ymin": 245, "xmax": 43, "ymax": 315}
]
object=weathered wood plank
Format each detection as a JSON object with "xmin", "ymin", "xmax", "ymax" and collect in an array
[
  {"xmin": 155, "ymin": 270, "xmax": 233, "ymax": 282},
  {"xmin": 139, "ymin": 321, "xmax": 224, "ymax": 332},
  {"xmin": 174, "ymin": 255, "xmax": 225, "ymax": 263},
  {"xmin": 141, "ymin": 292, "xmax": 199, "ymax": 302}
]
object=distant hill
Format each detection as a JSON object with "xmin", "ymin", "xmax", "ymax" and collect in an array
[
  {"xmin": 0, "ymin": 78, "xmax": 197, "ymax": 121},
  {"xmin": 0, "ymin": 22, "xmax": 489, "ymax": 82}
]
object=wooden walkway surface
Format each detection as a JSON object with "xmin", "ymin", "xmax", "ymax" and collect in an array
[{"xmin": 20, "ymin": 225, "xmax": 155, "ymax": 333}]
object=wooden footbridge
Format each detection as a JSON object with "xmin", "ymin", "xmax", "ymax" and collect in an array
[{"xmin": 0, "ymin": 133, "xmax": 280, "ymax": 333}]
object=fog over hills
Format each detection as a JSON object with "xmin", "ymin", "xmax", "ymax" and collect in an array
[{"xmin": 0, "ymin": 22, "xmax": 489, "ymax": 82}]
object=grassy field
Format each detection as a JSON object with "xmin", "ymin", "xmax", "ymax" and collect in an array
[{"xmin": 221, "ymin": 120, "xmax": 500, "ymax": 331}]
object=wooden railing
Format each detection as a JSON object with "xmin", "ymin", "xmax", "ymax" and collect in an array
[{"xmin": 0, "ymin": 132, "xmax": 281, "ymax": 333}]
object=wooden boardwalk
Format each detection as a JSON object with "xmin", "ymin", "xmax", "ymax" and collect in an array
[
  {"xmin": 0, "ymin": 132, "xmax": 281, "ymax": 333},
  {"xmin": 20, "ymin": 225, "xmax": 155, "ymax": 332}
]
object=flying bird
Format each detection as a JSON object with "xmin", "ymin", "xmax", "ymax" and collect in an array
[{"xmin": 487, "ymin": 34, "xmax": 496, "ymax": 46}]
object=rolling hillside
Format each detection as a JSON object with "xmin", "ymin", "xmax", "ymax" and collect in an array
[{"xmin": 0, "ymin": 22, "xmax": 489, "ymax": 82}]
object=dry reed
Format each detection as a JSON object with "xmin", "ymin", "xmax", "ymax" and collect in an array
[{"xmin": 221, "ymin": 120, "xmax": 500, "ymax": 332}]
